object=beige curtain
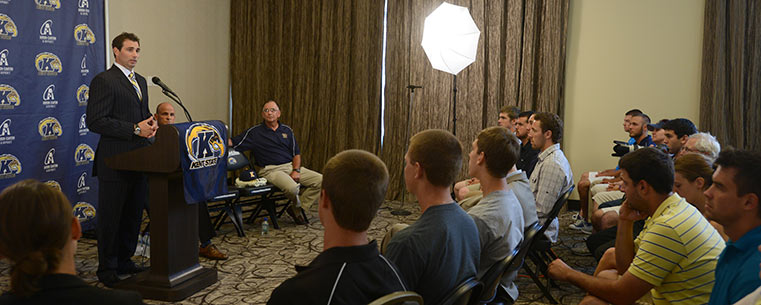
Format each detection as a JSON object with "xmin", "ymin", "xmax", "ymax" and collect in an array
[
  {"xmin": 381, "ymin": 0, "xmax": 569, "ymax": 199},
  {"xmin": 700, "ymin": 0, "xmax": 761, "ymax": 151},
  {"xmin": 230, "ymin": 0, "xmax": 385, "ymax": 172}
]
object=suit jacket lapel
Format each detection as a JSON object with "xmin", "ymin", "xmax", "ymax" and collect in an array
[{"xmin": 110, "ymin": 65, "xmax": 142, "ymax": 104}]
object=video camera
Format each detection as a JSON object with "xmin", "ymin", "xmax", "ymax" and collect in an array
[{"xmin": 612, "ymin": 140, "xmax": 669, "ymax": 157}]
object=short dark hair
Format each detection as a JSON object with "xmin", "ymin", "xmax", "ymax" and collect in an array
[
  {"xmin": 476, "ymin": 127, "xmax": 521, "ymax": 178},
  {"xmin": 619, "ymin": 147, "xmax": 674, "ymax": 194},
  {"xmin": 111, "ymin": 32, "xmax": 140, "ymax": 51},
  {"xmin": 625, "ymin": 109, "xmax": 643, "ymax": 116},
  {"xmin": 533, "ymin": 112, "xmax": 563, "ymax": 143},
  {"xmin": 500, "ymin": 106, "xmax": 521, "ymax": 120},
  {"xmin": 713, "ymin": 149, "xmax": 761, "ymax": 216},
  {"xmin": 662, "ymin": 118, "xmax": 697, "ymax": 139},
  {"xmin": 408, "ymin": 129, "xmax": 462, "ymax": 187},
  {"xmin": 518, "ymin": 111, "xmax": 534, "ymax": 119},
  {"xmin": 322, "ymin": 150, "xmax": 389, "ymax": 232},
  {"xmin": 631, "ymin": 113, "xmax": 651, "ymax": 125}
]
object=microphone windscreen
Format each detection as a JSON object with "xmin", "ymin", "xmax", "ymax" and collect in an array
[{"xmin": 151, "ymin": 76, "xmax": 161, "ymax": 84}]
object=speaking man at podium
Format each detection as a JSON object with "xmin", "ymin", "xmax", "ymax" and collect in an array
[{"xmin": 86, "ymin": 32, "xmax": 158, "ymax": 287}]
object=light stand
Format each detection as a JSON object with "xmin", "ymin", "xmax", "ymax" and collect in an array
[
  {"xmin": 451, "ymin": 75, "xmax": 457, "ymax": 135},
  {"xmin": 391, "ymin": 84, "xmax": 422, "ymax": 216}
]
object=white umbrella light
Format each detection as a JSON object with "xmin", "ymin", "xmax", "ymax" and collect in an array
[{"xmin": 421, "ymin": 2, "xmax": 481, "ymax": 75}]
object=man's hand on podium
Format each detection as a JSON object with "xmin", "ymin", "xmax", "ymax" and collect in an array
[{"xmin": 137, "ymin": 116, "xmax": 158, "ymax": 138}]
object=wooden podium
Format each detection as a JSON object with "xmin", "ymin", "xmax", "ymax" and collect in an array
[{"xmin": 105, "ymin": 125, "xmax": 217, "ymax": 301}]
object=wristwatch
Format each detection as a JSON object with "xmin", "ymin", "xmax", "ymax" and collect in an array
[
  {"xmin": 292, "ymin": 168, "xmax": 301, "ymax": 173},
  {"xmin": 133, "ymin": 124, "xmax": 141, "ymax": 135}
]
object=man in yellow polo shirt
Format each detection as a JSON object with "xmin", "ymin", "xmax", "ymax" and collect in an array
[{"xmin": 547, "ymin": 148, "xmax": 725, "ymax": 305}]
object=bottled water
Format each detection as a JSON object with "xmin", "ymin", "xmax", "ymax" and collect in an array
[{"xmin": 262, "ymin": 217, "xmax": 269, "ymax": 236}]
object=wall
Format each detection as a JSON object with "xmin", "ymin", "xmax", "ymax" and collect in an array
[
  {"xmin": 563, "ymin": 0, "xmax": 705, "ymax": 199},
  {"xmin": 106, "ymin": 0, "xmax": 230, "ymax": 124}
]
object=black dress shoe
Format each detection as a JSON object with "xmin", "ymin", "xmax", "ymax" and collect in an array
[
  {"xmin": 98, "ymin": 271, "xmax": 121, "ymax": 288},
  {"xmin": 117, "ymin": 261, "xmax": 148, "ymax": 275}
]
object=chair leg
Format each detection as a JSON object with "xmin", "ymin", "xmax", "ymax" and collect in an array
[
  {"xmin": 264, "ymin": 198, "xmax": 280, "ymax": 230},
  {"xmin": 523, "ymin": 261, "xmax": 558, "ymax": 304}
]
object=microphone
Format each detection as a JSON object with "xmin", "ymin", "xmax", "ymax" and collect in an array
[
  {"xmin": 407, "ymin": 85, "xmax": 423, "ymax": 89},
  {"xmin": 152, "ymin": 77, "xmax": 177, "ymax": 96}
]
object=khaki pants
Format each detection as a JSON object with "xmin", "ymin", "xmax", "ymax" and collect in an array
[{"xmin": 258, "ymin": 162, "xmax": 322, "ymax": 211}]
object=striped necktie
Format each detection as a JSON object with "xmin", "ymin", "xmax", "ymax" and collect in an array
[{"xmin": 128, "ymin": 72, "xmax": 142, "ymax": 101}]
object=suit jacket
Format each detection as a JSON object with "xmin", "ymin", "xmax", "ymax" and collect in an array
[
  {"xmin": 86, "ymin": 65, "xmax": 152, "ymax": 181},
  {"xmin": 0, "ymin": 274, "xmax": 144, "ymax": 305}
]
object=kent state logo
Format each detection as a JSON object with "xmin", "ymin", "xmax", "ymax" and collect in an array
[
  {"xmin": 35, "ymin": 52, "xmax": 62, "ymax": 76},
  {"xmin": 79, "ymin": 114, "xmax": 89, "ymax": 136},
  {"xmin": 0, "ymin": 84, "xmax": 21, "ymax": 109},
  {"xmin": 0, "ymin": 154, "xmax": 21, "ymax": 179},
  {"xmin": 39, "ymin": 20, "xmax": 57, "ymax": 44},
  {"xmin": 80, "ymin": 54, "xmax": 89, "ymax": 75},
  {"xmin": 0, "ymin": 14, "xmax": 18, "ymax": 40},
  {"xmin": 74, "ymin": 143, "xmax": 94, "ymax": 166},
  {"xmin": 43, "ymin": 84, "xmax": 58, "ymax": 108},
  {"xmin": 78, "ymin": 0, "xmax": 90, "ymax": 15},
  {"xmin": 0, "ymin": 49, "xmax": 14, "ymax": 75},
  {"xmin": 35, "ymin": 0, "xmax": 61, "ymax": 11},
  {"xmin": 0, "ymin": 118, "xmax": 14, "ymax": 145},
  {"xmin": 73, "ymin": 202, "xmax": 96, "ymax": 224},
  {"xmin": 74, "ymin": 24, "xmax": 95, "ymax": 46},
  {"xmin": 76, "ymin": 85, "xmax": 89, "ymax": 106},
  {"xmin": 44, "ymin": 180, "xmax": 61, "ymax": 191},
  {"xmin": 185, "ymin": 123, "xmax": 225, "ymax": 170},
  {"xmin": 43, "ymin": 148, "xmax": 58, "ymax": 173},
  {"xmin": 38, "ymin": 117, "xmax": 62, "ymax": 141},
  {"xmin": 76, "ymin": 172, "xmax": 90, "ymax": 194}
]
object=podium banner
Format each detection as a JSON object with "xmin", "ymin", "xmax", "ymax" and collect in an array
[
  {"xmin": 0, "ymin": 0, "xmax": 105, "ymax": 231},
  {"xmin": 174, "ymin": 121, "xmax": 228, "ymax": 204}
]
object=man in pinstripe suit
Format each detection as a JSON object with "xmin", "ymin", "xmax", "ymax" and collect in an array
[{"xmin": 86, "ymin": 32, "xmax": 158, "ymax": 287}]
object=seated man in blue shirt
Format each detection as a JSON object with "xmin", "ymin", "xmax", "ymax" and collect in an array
[
  {"xmin": 268, "ymin": 150, "xmax": 406, "ymax": 304},
  {"xmin": 705, "ymin": 149, "xmax": 761, "ymax": 305},
  {"xmin": 229, "ymin": 100, "xmax": 322, "ymax": 223}
]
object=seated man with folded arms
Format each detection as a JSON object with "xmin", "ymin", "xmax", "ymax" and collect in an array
[
  {"xmin": 268, "ymin": 150, "xmax": 405, "ymax": 304},
  {"xmin": 548, "ymin": 148, "xmax": 725, "ymax": 305},
  {"xmin": 229, "ymin": 100, "xmax": 322, "ymax": 224},
  {"xmin": 384, "ymin": 129, "xmax": 480, "ymax": 305},
  {"xmin": 465, "ymin": 126, "xmax": 525, "ymax": 303},
  {"xmin": 705, "ymin": 149, "xmax": 761, "ymax": 305},
  {"xmin": 0, "ymin": 180, "xmax": 145, "ymax": 305}
]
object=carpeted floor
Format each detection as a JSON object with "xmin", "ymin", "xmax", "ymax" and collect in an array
[{"xmin": 0, "ymin": 201, "xmax": 597, "ymax": 304}]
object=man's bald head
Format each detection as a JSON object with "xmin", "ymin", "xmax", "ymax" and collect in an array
[{"xmin": 155, "ymin": 102, "xmax": 175, "ymax": 126}]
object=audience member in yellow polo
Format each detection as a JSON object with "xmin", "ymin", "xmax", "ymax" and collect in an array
[{"xmin": 546, "ymin": 148, "xmax": 725, "ymax": 305}]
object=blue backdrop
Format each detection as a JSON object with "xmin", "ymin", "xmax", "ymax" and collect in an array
[{"xmin": 0, "ymin": 0, "xmax": 105, "ymax": 231}]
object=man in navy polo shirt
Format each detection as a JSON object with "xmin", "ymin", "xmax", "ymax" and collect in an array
[
  {"xmin": 705, "ymin": 149, "xmax": 761, "ymax": 305},
  {"xmin": 229, "ymin": 100, "xmax": 322, "ymax": 223}
]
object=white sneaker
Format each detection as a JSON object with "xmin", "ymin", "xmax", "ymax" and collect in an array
[{"xmin": 569, "ymin": 219, "xmax": 593, "ymax": 234}]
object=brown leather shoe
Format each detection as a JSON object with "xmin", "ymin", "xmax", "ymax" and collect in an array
[
  {"xmin": 199, "ymin": 244, "xmax": 228, "ymax": 260},
  {"xmin": 286, "ymin": 204, "xmax": 307, "ymax": 225}
]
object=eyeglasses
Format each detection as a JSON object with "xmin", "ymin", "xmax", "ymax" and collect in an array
[
  {"xmin": 263, "ymin": 108, "xmax": 279, "ymax": 113},
  {"xmin": 680, "ymin": 146, "xmax": 699, "ymax": 153}
]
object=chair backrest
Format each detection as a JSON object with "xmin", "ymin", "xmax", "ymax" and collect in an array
[
  {"xmin": 368, "ymin": 291, "xmax": 424, "ymax": 305},
  {"xmin": 536, "ymin": 185, "xmax": 575, "ymax": 238},
  {"xmin": 440, "ymin": 277, "xmax": 483, "ymax": 305},
  {"xmin": 227, "ymin": 149, "xmax": 251, "ymax": 171}
]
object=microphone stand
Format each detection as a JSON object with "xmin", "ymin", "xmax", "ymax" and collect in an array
[
  {"xmin": 160, "ymin": 89, "xmax": 193, "ymax": 122},
  {"xmin": 391, "ymin": 85, "xmax": 422, "ymax": 216}
]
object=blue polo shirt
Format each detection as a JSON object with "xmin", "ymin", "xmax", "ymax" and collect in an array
[
  {"xmin": 231, "ymin": 122, "xmax": 300, "ymax": 167},
  {"xmin": 709, "ymin": 225, "xmax": 761, "ymax": 305}
]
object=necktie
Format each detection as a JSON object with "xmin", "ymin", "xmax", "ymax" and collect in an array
[{"xmin": 128, "ymin": 72, "xmax": 142, "ymax": 101}]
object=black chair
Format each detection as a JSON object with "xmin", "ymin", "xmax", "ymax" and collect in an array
[
  {"xmin": 478, "ymin": 221, "xmax": 542, "ymax": 304},
  {"xmin": 521, "ymin": 185, "xmax": 575, "ymax": 304},
  {"xmin": 440, "ymin": 277, "xmax": 483, "ymax": 305},
  {"xmin": 368, "ymin": 291, "xmax": 424, "ymax": 305}
]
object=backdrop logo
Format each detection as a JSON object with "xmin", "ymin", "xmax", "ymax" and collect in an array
[
  {"xmin": 35, "ymin": 0, "xmax": 61, "ymax": 11},
  {"xmin": 44, "ymin": 180, "xmax": 61, "ymax": 191},
  {"xmin": 38, "ymin": 20, "xmax": 57, "ymax": 44},
  {"xmin": 38, "ymin": 117, "xmax": 62, "ymax": 140},
  {"xmin": 78, "ymin": 0, "xmax": 90, "ymax": 15},
  {"xmin": 77, "ymin": 172, "xmax": 90, "ymax": 194},
  {"xmin": 0, "ymin": 84, "xmax": 20, "ymax": 109},
  {"xmin": 74, "ymin": 143, "xmax": 94, "ymax": 165},
  {"xmin": 185, "ymin": 123, "xmax": 225, "ymax": 170},
  {"xmin": 76, "ymin": 84, "xmax": 89, "ymax": 106},
  {"xmin": 43, "ymin": 148, "xmax": 58, "ymax": 172},
  {"xmin": 0, "ymin": 119, "xmax": 14, "ymax": 144},
  {"xmin": 43, "ymin": 84, "xmax": 58, "ymax": 108},
  {"xmin": 0, "ymin": 154, "xmax": 21, "ymax": 179},
  {"xmin": 79, "ymin": 113, "xmax": 89, "ymax": 135},
  {"xmin": 74, "ymin": 24, "xmax": 95, "ymax": 45},
  {"xmin": 0, "ymin": 49, "xmax": 13, "ymax": 75},
  {"xmin": 80, "ymin": 54, "xmax": 89, "ymax": 75},
  {"xmin": 0, "ymin": 14, "xmax": 18, "ymax": 40},
  {"xmin": 35, "ymin": 52, "xmax": 62, "ymax": 75},
  {"xmin": 73, "ymin": 202, "xmax": 96, "ymax": 223}
]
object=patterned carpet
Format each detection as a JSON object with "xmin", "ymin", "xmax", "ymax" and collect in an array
[{"xmin": 0, "ymin": 201, "xmax": 596, "ymax": 304}]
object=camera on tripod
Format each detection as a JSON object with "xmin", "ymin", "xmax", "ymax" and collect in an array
[{"xmin": 612, "ymin": 140, "xmax": 668, "ymax": 157}]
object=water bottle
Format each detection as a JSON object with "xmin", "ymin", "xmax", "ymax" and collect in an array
[{"xmin": 261, "ymin": 217, "xmax": 269, "ymax": 236}]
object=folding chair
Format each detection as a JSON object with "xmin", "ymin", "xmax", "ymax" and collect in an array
[
  {"xmin": 478, "ymin": 221, "xmax": 541, "ymax": 304},
  {"xmin": 440, "ymin": 277, "xmax": 483, "ymax": 305},
  {"xmin": 368, "ymin": 291, "xmax": 424, "ymax": 305}
]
